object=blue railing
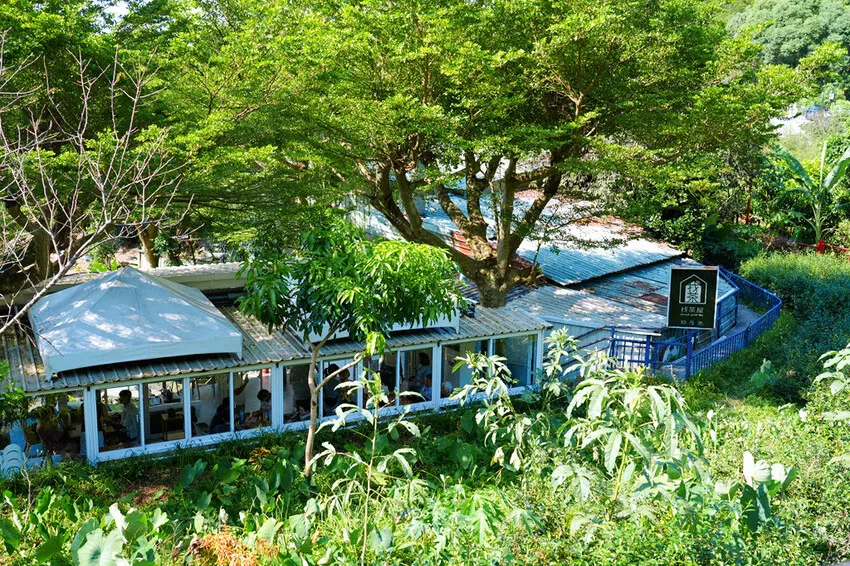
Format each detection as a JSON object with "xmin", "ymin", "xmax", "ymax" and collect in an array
[
  {"xmin": 608, "ymin": 267, "xmax": 781, "ymax": 378},
  {"xmin": 716, "ymin": 269, "xmax": 740, "ymax": 335}
]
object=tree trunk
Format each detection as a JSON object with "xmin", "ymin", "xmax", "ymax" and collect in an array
[
  {"xmin": 470, "ymin": 267, "xmax": 515, "ymax": 308},
  {"xmin": 138, "ymin": 224, "xmax": 160, "ymax": 269},
  {"xmin": 30, "ymin": 230, "xmax": 53, "ymax": 282},
  {"xmin": 304, "ymin": 346, "xmax": 320, "ymax": 477}
]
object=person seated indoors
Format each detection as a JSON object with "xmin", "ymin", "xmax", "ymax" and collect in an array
[
  {"xmin": 441, "ymin": 381, "xmax": 453, "ymax": 400},
  {"xmin": 34, "ymin": 406, "xmax": 77, "ymax": 456},
  {"xmin": 255, "ymin": 389, "xmax": 271, "ymax": 425},
  {"xmin": 209, "ymin": 397, "xmax": 231, "ymax": 434},
  {"xmin": 417, "ymin": 373, "xmax": 433, "ymax": 401},
  {"xmin": 416, "ymin": 353, "xmax": 432, "ymax": 382},
  {"xmin": 118, "ymin": 389, "xmax": 140, "ymax": 445}
]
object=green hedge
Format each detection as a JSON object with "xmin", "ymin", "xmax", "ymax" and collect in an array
[
  {"xmin": 741, "ymin": 252, "xmax": 850, "ymax": 319},
  {"xmin": 733, "ymin": 252, "xmax": 850, "ymax": 400}
]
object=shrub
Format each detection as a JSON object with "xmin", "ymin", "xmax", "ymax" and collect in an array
[
  {"xmin": 740, "ymin": 251, "xmax": 850, "ymax": 318},
  {"xmin": 729, "ymin": 251, "xmax": 850, "ymax": 399}
]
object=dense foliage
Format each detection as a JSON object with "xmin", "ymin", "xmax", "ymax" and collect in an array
[
  {"xmin": 728, "ymin": 0, "xmax": 850, "ymax": 69},
  {"xmin": 237, "ymin": 218, "xmax": 462, "ymax": 475},
  {"xmin": 0, "ymin": 0, "xmax": 814, "ymax": 308},
  {"xmin": 3, "ymin": 311, "xmax": 850, "ymax": 564}
]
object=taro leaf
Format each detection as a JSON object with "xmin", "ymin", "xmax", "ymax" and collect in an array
[
  {"xmin": 289, "ymin": 513, "xmax": 311, "ymax": 540},
  {"xmin": 121, "ymin": 511, "xmax": 148, "ymax": 544},
  {"xmin": 739, "ymin": 484, "xmax": 760, "ymax": 533},
  {"xmin": 0, "ymin": 516, "xmax": 20, "ymax": 553},
  {"xmin": 257, "ymin": 518, "xmax": 283, "ymax": 542},
  {"xmin": 71, "ymin": 519, "xmax": 99, "ymax": 565},
  {"xmin": 77, "ymin": 529, "xmax": 123, "ymax": 566},
  {"xmin": 149, "ymin": 509, "xmax": 168, "ymax": 532},
  {"xmin": 455, "ymin": 442, "xmax": 475, "ymax": 470},
  {"xmin": 743, "ymin": 451, "xmax": 771, "ymax": 485},
  {"xmin": 780, "ymin": 466, "xmax": 798, "ymax": 494},
  {"xmin": 179, "ymin": 460, "xmax": 206, "ymax": 489},
  {"xmin": 36, "ymin": 533, "xmax": 65, "ymax": 563},
  {"xmin": 255, "ymin": 479, "xmax": 270, "ymax": 505},
  {"xmin": 367, "ymin": 526, "xmax": 393, "ymax": 553},
  {"xmin": 195, "ymin": 491, "xmax": 212, "ymax": 512}
]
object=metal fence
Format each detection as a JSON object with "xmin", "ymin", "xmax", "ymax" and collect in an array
[{"xmin": 608, "ymin": 267, "xmax": 782, "ymax": 378}]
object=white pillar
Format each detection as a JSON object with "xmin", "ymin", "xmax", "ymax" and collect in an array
[
  {"xmin": 183, "ymin": 378, "xmax": 192, "ymax": 443},
  {"xmin": 431, "ymin": 344, "xmax": 442, "ymax": 410},
  {"xmin": 271, "ymin": 364, "xmax": 285, "ymax": 429},
  {"xmin": 535, "ymin": 331, "xmax": 546, "ymax": 385},
  {"xmin": 82, "ymin": 388, "xmax": 99, "ymax": 464}
]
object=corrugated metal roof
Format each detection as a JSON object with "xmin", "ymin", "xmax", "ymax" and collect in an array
[
  {"xmin": 507, "ymin": 257, "xmax": 735, "ymax": 331},
  {"xmin": 355, "ymin": 196, "xmax": 683, "ymax": 286},
  {"xmin": 575, "ymin": 257, "xmax": 734, "ymax": 315},
  {"xmin": 516, "ymin": 238, "xmax": 681, "ymax": 286},
  {"xmin": 2, "ymin": 304, "xmax": 548, "ymax": 395},
  {"xmin": 509, "ymin": 285, "xmax": 668, "ymax": 330}
]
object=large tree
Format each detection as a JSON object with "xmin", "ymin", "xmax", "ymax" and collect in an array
[
  {"xmin": 115, "ymin": 0, "xmax": 337, "ymax": 262},
  {"xmin": 299, "ymin": 0, "xmax": 798, "ymax": 306}
]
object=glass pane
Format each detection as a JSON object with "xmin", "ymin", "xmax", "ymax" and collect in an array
[
  {"xmin": 144, "ymin": 380, "xmax": 185, "ymax": 444},
  {"xmin": 99, "ymin": 386, "xmax": 141, "ymax": 452},
  {"xmin": 399, "ymin": 348, "xmax": 433, "ymax": 405},
  {"xmin": 363, "ymin": 354, "xmax": 395, "ymax": 409},
  {"xmin": 285, "ymin": 364, "xmax": 312, "ymax": 424},
  {"xmin": 189, "ymin": 374, "xmax": 230, "ymax": 437},
  {"xmin": 234, "ymin": 369, "xmax": 271, "ymax": 431},
  {"xmin": 321, "ymin": 360, "xmax": 357, "ymax": 418},
  {"xmin": 440, "ymin": 340, "xmax": 489, "ymax": 400},
  {"xmin": 494, "ymin": 335, "xmax": 536, "ymax": 386},
  {"xmin": 15, "ymin": 392, "xmax": 85, "ymax": 459}
]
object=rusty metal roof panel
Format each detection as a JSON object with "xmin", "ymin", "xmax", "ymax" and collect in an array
[{"xmin": 356, "ymin": 198, "xmax": 684, "ymax": 286}]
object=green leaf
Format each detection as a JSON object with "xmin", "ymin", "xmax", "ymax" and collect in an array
[
  {"xmin": 776, "ymin": 145, "xmax": 813, "ymax": 188},
  {"xmin": 257, "ymin": 518, "xmax": 282, "ymax": 542},
  {"xmin": 367, "ymin": 526, "xmax": 393, "ymax": 553},
  {"xmin": 587, "ymin": 387, "xmax": 606, "ymax": 419},
  {"xmin": 71, "ymin": 519, "xmax": 99, "ymax": 565},
  {"xmin": 77, "ymin": 529, "xmax": 123, "ymax": 566},
  {"xmin": 603, "ymin": 432, "xmax": 622, "ymax": 473},
  {"xmin": 195, "ymin": 491, "xmax": 212, "ymax": 511},
  {"xmin": 36, "ymin": 534, "xmax": 65, "ymax": 563},
  {"xmin": 824, "ymin": 145, "xmax": 850, "ymax": 190},
  {"xmin": 0, "ymin": 516, "xmax": 20, "ymax": 553}
]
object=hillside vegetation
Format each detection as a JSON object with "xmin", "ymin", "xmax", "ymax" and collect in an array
[{"xmin": 3, "ymin": 253, "xmax": 850, "ymax": 565}]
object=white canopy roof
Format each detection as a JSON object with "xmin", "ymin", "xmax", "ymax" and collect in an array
[{"xmin": 28, "ymin": 267, "xmax": 243, "ymax": 379}]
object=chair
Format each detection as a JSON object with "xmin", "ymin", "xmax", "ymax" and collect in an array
[{"xmin": 0, "ymin": 445, "xmax": 23, "ymax": 477}]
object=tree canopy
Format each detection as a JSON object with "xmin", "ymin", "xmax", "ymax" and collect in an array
[
  {"xmin": 290, "ymin": 0, "xmax": 800, "ymax": 304},
  {"xmin": 728, "ymin": 0, "xmax": 850, "ymax": 69},
  {"xmin": 0, "ymin": 0, "xmax": 820, "ymax": 314}
]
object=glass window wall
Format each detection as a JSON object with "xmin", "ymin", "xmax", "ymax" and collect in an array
[
  {"xmin": 99, "ymin": 385, "xmax": 141, "ymax": 452},
  {"xmin": 440, "ymin": 340, "xmax": 489, "ymax": 401},
  {"xmin": 494, "ymin": 335, "xmax": 537, "ymax": 386}
]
